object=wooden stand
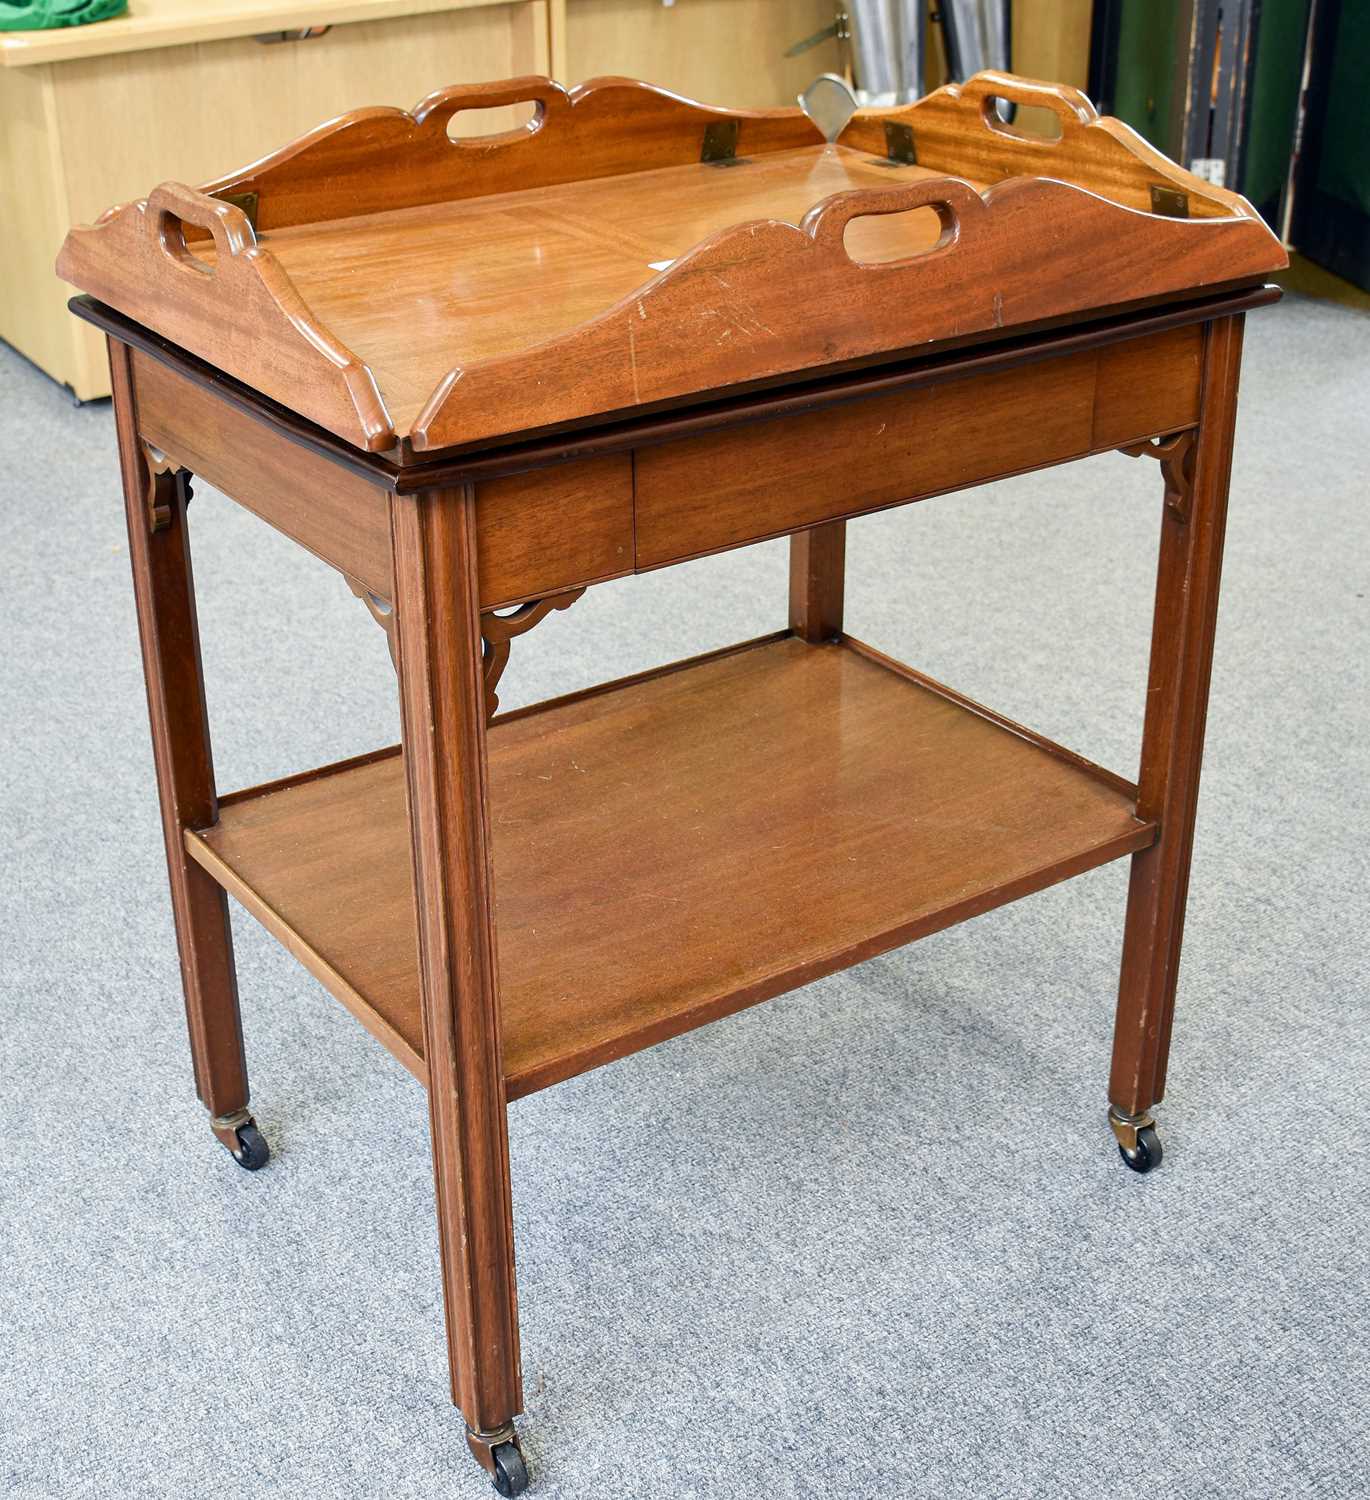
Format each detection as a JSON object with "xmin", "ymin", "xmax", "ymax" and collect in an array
[{"xmin": 61, "ymin": 72, "xmax": 1284, "ymax": 1492}]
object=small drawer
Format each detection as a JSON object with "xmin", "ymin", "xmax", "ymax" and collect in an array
[
  {"xmin": 475, "ymin": 453, "xmax": 634, "ymax": 610},
  {"xmin": 633, "ymin": 326, "xmax": 1203, "ymax": 568}
]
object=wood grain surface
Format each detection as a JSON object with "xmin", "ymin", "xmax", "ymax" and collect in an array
[
  {"xmin": 188, "ymin": 637, "xmax": 1155, "ymax": 1100},
  {"xmin": 838, "ymin": 71, "xmax": 1255, "ymax": 219},
  {"xmin": 57, "ymin": 72, "xmax": 1286, "ymax": 454},
  {"xmin": 633, "ymin": 326, "xmax": 1201, "ymax": 567},
  {"xmin": 260, "ymin": 146, "xmax": 958, "ymax": 436},
  {"xmin": 1110, "ymin": 315, "xmax": 1246, "ymax": 1116},
  {"xmin": 410, "ymin": 163, "xmax": 1278, "ymax": 449},
  {"xmin": 110, "ymin": 340, "xmax": 250, "ymax": 1122},
  {"xmin": 132, "ymin": 350, "xmax": 394, "ymax": 597},
  {"xmin": 58, "ymin": 184, "xmax": 393, "ymax": 449},
  {"xmin": 197, "ymin": 74, "xmax": 823, "ymax": 232}
]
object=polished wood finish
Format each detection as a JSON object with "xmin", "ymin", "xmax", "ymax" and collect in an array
[
  {"xmin": 75, "ymin": 282, "xmax": 1276, "ymax": 482},
  {"xmin": 109, "ymin": 340, "xmax": 249, "ymax": 1123},
  {"xmin": 272, "ymin": 146, "xmax": 947, "ymax": 440},
  {"xmin": 57, "ymin": 73, "xmax": 1285, "ymax": 453},
  {"xmin": 197, "ymin": 75, "xmax": 822, "ymax": 233},
  {"xmin": 6, "ymin": 2, "xmax": 551, "ymax": 400},
  {"xmin": 1109, "ymin": 315, "xmax": 1245, "ymax": 1117},
  {"xmin": 115, "ymin": 310, "xmax": 1206, "ymax": 612},
  {"xmin": 409, "ymin": 162, "xmax": 1273, "ymax": 452},
  {"xmin": 132, "ymin": 351, "xmax": 394, "ymax": 597},
  {"xmin": 58, "ymin": 184, "xmax": 392, "ymax": 450},
  {"xmin": 390, "ymin": 484, "xmax": 522, "ymax": 1434},
  {"xmin": 838, "ymin": 71, "xmax": 1253, "ymax": 220},
  {"xmin": 634, "ymin": 326, "xmax": 1202, "ymax": 567},
  {"xmin": 75, "ymin": 70, "xmax": 1273, "ymax": 1487},
  {"xmin": 474, "ymin": 456, "xmax": 633, "ymax": 609},
  {"xmin": 187, "ymin": 636, "xmax": 1155, "ymax": 1101},
  {"xmin": 788, "ymin": 522, "xmax": 846, "ymax": 643}
]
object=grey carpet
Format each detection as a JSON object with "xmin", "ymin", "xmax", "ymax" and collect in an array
[{"xmin": 2, "ymin": 296, "xmax": 1367, "ymax": 1500}]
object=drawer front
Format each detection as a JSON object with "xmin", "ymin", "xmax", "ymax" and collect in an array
[
  {"xmin": 475, "ymin": 454, "xmax": 635, "ymax": 610},
  {"xmin": 634, "ymin": 325, "xmax": 1202, "ymax": 569}
]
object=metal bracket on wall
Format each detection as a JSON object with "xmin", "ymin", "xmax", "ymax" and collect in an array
[{"xmin": 255, "ymin": 26, "xmax": 331, "ymax": 44}]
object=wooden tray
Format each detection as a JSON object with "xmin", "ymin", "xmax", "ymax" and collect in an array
[{"xmin": 57, "ymin": 71, "xmax": 1285, "ymax": 457}]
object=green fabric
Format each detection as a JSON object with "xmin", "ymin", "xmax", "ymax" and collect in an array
[
  {"xmin": 0, "ymin": 0, "xmax": 127, "ymax": 29},
  {"xmin": 1317, "ymin": 2, "xmax": 1370, "ymax": 216},
  {"xmin": 1111, "ymin": 0, "xmax": 1181, "ymax": 155},
  {"xmin": 1240, "ymin": 0, "xmax": 1311, "ymax": 213}
]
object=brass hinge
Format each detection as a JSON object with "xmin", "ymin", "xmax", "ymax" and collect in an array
[
  {"xmin": 212, "ymin": 190, "xmax": 260, "ymax": 231},
  {"xmin": 701, "ymin": 119, "xmax": 745, "ymax": 166},
  {"xmin": 873, "ymin": 120, "xmax": 917, "ymax": 167},
  {"xmin": 1149, "ymin": 184, "xmax": 1189, "ymax": 218}
]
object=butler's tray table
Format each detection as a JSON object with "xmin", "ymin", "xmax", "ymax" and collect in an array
[{"xmin": 58, "ymin": 70, "xmax": 1287, "ymax": 1493}]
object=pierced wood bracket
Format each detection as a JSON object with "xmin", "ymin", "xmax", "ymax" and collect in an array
[
  {"xmin": 1120, "ymin": 430, "xmax": 1197, "ymax": 522},
  {"xmin": 347, "ymin": 575, "xmax": 399, "ymax": 667},
  {"xmin": 481, "ymin": 589, "xmax": 586, "ymax": 717},
  {"xmin": 347, "ymin": 580, "xmax": 585, "ymax": 718},
  {"xmin": 143, "ymin": 445, "xmax": 192, "ymax": 532}
]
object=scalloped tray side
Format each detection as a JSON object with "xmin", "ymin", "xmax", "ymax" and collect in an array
[
  {"xmin": 838, "ymin": 71, "xmax": 1261, "ymax": 222},
  {"xmin": 198, "ymin": 76, "xmax": 825, "ymax": 234},
  {"xmin": 57, "ymin": 185, "xmax": 393, "ymax": 451},
  {"xmin": 411, "ymin": 174, "xmax": 1285, "ymax": 451}
]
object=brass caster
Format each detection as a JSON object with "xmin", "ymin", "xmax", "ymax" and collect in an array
[
  {"xmin": 210, "ymin": 1109, "xmax": 270, "ymax": 1171},
  {"xmin": 467, "ymin": 1424, "xmax": 530, "ymax": 1497},
  {"xmin": 1109, "ymin": 1106, "xmax": 1162, "ymax": 1174}
]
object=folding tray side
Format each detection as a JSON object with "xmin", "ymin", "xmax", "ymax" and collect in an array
[{"xmin": 57, "ymin": 182, "xmax": 393, "ymax": 452}]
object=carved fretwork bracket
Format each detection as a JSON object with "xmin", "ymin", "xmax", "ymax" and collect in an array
[
  {"xmin": 480, "ymin": 589, "xmax": 586, "ymax": 718},
  {"xmin": 347, "ymin": 576, "xmax": 399, "ymax": 668},
  {"xmin": 142, "ymin": 444, "xmax": 193, "ymax": 532},
  {"xmin": 1119, "ymin": 430, "xmax": 1197, "ymax": 523},
  {"xmin": 347, "ymin": 580, "xmax": 585, "ymax": 719}
]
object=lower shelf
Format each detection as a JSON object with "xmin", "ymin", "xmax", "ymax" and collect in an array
[{"xmin": 187, "ymin": 635, "xmax": 1155, "ymax": 1099}]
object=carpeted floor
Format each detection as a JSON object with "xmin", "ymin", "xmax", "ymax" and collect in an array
[{"xmin": 2, "ymin": 296, "xmax": 1367, "ymax": 1500}]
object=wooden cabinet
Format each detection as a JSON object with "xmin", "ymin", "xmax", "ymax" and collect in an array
[
  {"xmin": 1, "ymin": 0, "xmax": 553, "ymax": 400},
  {"xmin": 557, "ymin": 0, "xmax": 843, "ymax": 106}
]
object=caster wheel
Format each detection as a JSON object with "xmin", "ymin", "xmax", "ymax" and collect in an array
[
  {"xmin": 1119, "ymin": 1125, "xmax": 1162, "ymax": 1174},
  {"xmin": 231, "ymin": 1122, "xmax": 271, "ymax": 1172},
  {"xmin": 491, "ymin": 1441, "xmax": 529, "ymax": 1497}
]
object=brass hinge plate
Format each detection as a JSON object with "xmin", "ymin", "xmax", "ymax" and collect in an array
[
  {"xmin": 871, "ymin": 120, "xmax": 917, "ymax": 167},
  {"xmin": 212, "ymin": 190, "xmax": 260, "ymax": 231},
  {"xmin": 1149, "ymin": 184, "xmax": 1189, "ymax": 218},
  {"xmin": 701, "ymin": 119, "xmax": 745, "ymax": 166}
]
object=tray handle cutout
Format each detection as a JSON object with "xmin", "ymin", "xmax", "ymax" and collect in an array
[
  {"xmin": 149, "ymin": 182, "xmax": 256, "ymax": 274},
  {"xmin": 958, "ymin": 71, "xmax": 1098, "ymax": 143},
  {"xmin": 413, "ymin": 76, "xmax": 570, "ymax": 145},
  {"xmin": 805, "ymin": 178, "xmax": 984, "ymax": 264}
]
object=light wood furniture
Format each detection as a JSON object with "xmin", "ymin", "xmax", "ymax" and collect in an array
[
  {"xmin": 559, "ymin": 0, "xmax": 844, "ymax": 107},
  {"xmin": 57, "ymin": 72, "xmax": 1285, "ymax": 1494}
]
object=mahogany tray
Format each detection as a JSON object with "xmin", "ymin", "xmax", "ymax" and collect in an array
[{"xmin": 56, "ymin": 71, "xmax": 1285, "ymax": 458}]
